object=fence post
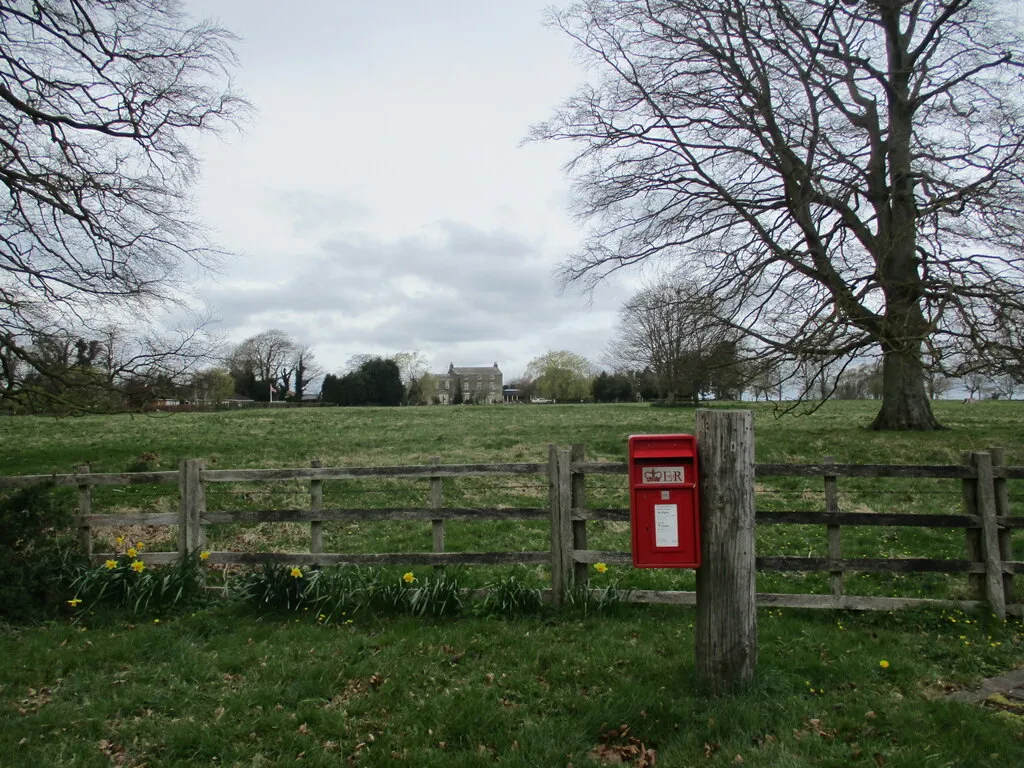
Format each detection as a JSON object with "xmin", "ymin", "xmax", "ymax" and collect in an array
[
  {"xmin": 310, "ymin": 460, "xmax": 323, "ymax": 555},
  {"xmin": 431, "ymin": 456, "xmax": 444, "ymax": 575},
  {"xmin": 973, "ymin": 451, "xmax": 1005, "ymax": 620},
  {"xmin": 549, "ymin": 444, "xmax": 566, "ymax": 604},
  {"xmin": 990, "ymin": 447, "xmax": 1013, "ymax": 606},
  {"xmin": 962, "ymin": 451, "xmax": 984, "ymax": 601},
  {"xmin": 571, "ymin": 443, "xmax": 589, "ymax": 590},
  {"xmin": 824, "ymin": 456, "xmax": 842, "ymax": 604},
  {"xmin": 695, "ymin": 409, "xmax": 758, "ymax": 695},
  {"xmin": 75, "ymin": 464, "xmax": 92, "ymax": 557},
  {"xmin": 179, "ymin": 459, "xmax": 207, "ymax": 557}
]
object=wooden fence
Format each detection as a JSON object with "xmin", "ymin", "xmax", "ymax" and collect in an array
[{"xmin": 2, "ymin": 445, "xmax": 1021, "ymax": 616}]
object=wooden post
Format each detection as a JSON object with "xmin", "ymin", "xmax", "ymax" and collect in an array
[
  {"xmin": 973, "ymin": 451, "xmax": 1006, "ymax": 620},
  {"xmin": 310, "ymin": 460, "xmax": 323, "ymax": 555},
  {"xmin": 695, "ymin": 409, "xmax": 758, "ymax": 695},
  {"xmin": 990, "ymin": 447, "xmax": 1013, "ymax": 605},
  {"xmin": 75, "ymin": 465, "xmax": 92, "ymax": 557},
  {"xmin": 430, "ymin": 456, "xmax": 444, "ymax": 575},
  {"xmin": 179, "ymin": 459, "xmax": 207, "ymax": 557},
  {"xmin": 549, "ymin": 444, "xmax": 566, "ymax": 604},
  {"xmin": 571, "ymin": 443, "xmax": 589, "ymax": 589},
  {"xmin": 824, "ymin": 456, "xmax": 842, "ymax": 602},
  {"xmin": 961, "ymin": 451, "xmax": 984, "ymax": 601}
]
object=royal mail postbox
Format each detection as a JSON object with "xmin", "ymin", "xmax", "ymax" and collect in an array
[{"xmin": 629, "ymin": 434, "xmax": 700, "ymax": 568}]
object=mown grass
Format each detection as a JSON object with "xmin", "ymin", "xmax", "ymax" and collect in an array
[
  {"xmin": 2, "ymin": 402, "xmax": 1024, "ymax": 765},
  {"xmin": 1, "ymin": 604, "xmax": 1022, "ymax": 767}
]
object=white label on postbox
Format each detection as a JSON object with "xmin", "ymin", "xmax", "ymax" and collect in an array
[
  {"xmin": 654, "ymin": 504, "xmax": 679, "ymax": 548},
  {"xmin": 642, "ymin": 466, "xmax": 686, "ymax": 484}
]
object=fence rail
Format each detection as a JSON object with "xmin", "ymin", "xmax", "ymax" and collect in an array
[{"xmin": 1, "ymin": 445, "xmax": 1019, "ymax": 616}]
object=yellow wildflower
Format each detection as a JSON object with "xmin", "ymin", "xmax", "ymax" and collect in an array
[
  {"xmin": 402, "ymin": 572, "xmax": 416, "ymax": 584},
  {"xmin": 131, "ymin": 560, "xmax": 145, "ymax": 573},
  {"xmin": 199, "ymin": 551, "xmax": 210, "ymax": 561},
  {"xmin": 879, "ymin": 660, "xmax": 890, "ymax": 669},
  {"xmin": 594, "ymin": 562, "xmax": 608, "ymax": 574},
  {"xmin": 290, "ymin": 567, "xmax": 303, "ymax": 579},
  {"xmin": 127, "ymin": 547, "xmax": 138, "ymax": 558},
  {"xmin": 104, "ymin": 559, "xmax": 117, "ymax": 570},
  {"xmin": 67, "ymin": 597, "xmax": 82, "ymax": 607}
]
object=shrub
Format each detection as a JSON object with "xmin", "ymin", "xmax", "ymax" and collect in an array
[{"xmin": 0, "ymin": 485, "xmax": 85, "ymax": 622}]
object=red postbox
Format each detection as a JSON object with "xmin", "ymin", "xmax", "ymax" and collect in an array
[{"xmin": 629, "ymin": 434, "xmax": 700, "ymax": 568}]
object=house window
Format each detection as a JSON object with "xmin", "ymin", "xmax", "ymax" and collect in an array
[{"xmin": 445, "ymin": 380, "xmax": 450, "ymax": 390}]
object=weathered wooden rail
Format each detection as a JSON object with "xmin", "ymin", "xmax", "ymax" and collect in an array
[{"xmin": 1, "ymin": 444, "xmax": 1020, "ymax": 615}]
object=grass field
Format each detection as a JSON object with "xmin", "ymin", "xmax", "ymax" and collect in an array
[{"xmin": 2, "ymin": 402, "xmax": 1024, "ymax": 766}]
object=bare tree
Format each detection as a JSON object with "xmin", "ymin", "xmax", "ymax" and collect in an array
[
  {"xmin": 534, "ymin": 0, "xmax": 1024, "ymax": 430},
  {"xmin": 228, "ymin": 330, "xmax": 296, "ymax": 399},
  {"xmin": 606, "ymin": 278, "xmax": 746, "ymax": 403},
  {"xmin": 0, "ymin": 0, "xmax": 247, "ymax": 408},
  {"xmin": 291, "ymin": 345, "xmax": 323, "ymax": 401}
]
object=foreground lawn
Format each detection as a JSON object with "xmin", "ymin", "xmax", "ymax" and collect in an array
[{"xmin": 2, "ymin": 605, "xmax": 1022, "ymax": 767}]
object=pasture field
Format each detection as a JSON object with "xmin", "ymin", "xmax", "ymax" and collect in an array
[
  {"xmin": 2, "ymin": 402, "xmax": 1024, "ymax": 766},
  {"xmin": 2, "ymin": 400, "xmax": 1022, "ymax": 598}
]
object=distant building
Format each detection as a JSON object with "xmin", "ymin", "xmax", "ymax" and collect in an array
[{"xmin": 434, "ymin": 362, "xmax": 503, "ymax": 404}]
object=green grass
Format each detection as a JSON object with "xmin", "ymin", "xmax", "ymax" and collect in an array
[
  {"xmin": 2, "ymin": 401, "xmax": 1022, "ymax": 598},
  {"xmin": 1, "ymin": 605, "xmax": 1022, "ymax": 767},
  {"xmin": 2, "ymin": 402, "xmax": 1024, "ymax": 765}
]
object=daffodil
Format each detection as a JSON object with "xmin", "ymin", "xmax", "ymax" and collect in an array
[
  {"xmin": 402, "ymin": 572, "xmax": 416, "ymax": 584},
  {"xmin": 879, "ymin": 660, "xmax": 890, "ymax": 669},
  {"xmin": 199, "ymin": 551, "xmax": 210, "ymax": 561},
  {"xmin": 135, "ymin": 541, "xmax": 145, "ymax": 552},
  {"xmin": 290, "ymin": 567, "xmax": 303, "ymax": 579},
  {"xmin": 104, "ymin": 559, "xmax": 118, "ymax": 570},
  {"xmin": 131, "ymin": 560, "xmax": 145, "ymax": 573},
  {"xmin": 67, "ymin": 597, "xmax": 82, "ymax": 607},
  {"xmin": 594, "ymin": 562, "xmax": 608, "ymax": 574},
  {"xmin": 115, "ymin": 536, "xmax": 125, "ymax": 546},
  {"xmin": 127, "ymin": 547, "xmax": 138, "ymax": 558}
]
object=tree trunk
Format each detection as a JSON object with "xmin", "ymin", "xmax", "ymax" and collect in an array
[{"xmin": 871, "ymin": 342, "xmax": 943, "ymax": 430}]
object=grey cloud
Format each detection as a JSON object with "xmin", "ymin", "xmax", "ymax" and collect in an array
[{"xmin": 203, "ymin": 221, "xmax": 572, "ymax": 350}]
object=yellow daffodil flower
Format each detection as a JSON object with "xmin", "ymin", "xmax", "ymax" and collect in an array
[
  {"xmin": 402, "ymin": 572, "xmax": 416, "ymax": 584},
  {"xmin": 290, "ymin": 567, "xmax": 303, "ymax": 579},
  {"xmin": 199, "ymin": 551, "xmax": 210, "ymax": 561},
  {"xmin": 594, "ymin": 562, "xmax": 609, "ymax": 574},
  {"xmin": 115, "ymin": 536, "xmax": 125, "ymax": 546},
  {"xmin": 67, "ymin": 597, "xmax": 82, "ymax": 607},
  {"xmin": 127, "ymin": 547, "xmax": 138, "ymax": 558},
  {"xmin": 131, "ymin": 560, "xmax": 145, "ymax": 573},
  {"xmin": 879, "ymin": 660, "xmax": 890, "ymax": 669},
  {"xmin": 135, "ymin": 542, "xmax": 145, "ymax": 552},
  {"xmin": 104, "ymin": 559, "xmax": 117, "ymax": 570}
]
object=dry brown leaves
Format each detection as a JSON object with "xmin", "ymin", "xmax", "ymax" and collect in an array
[{"xmin": 586, "ymin": 724, "xmax": 657, "ymax": 767}]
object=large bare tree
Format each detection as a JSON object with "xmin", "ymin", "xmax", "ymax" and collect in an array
[
  {"xmin": 607, "ymin": 278, "xmax": 746, "ymax": 402},
  {"xmin": 533, "ymin": 0, "xmax": 1024, "ymax": 429},
  {"xmin": 0, "ymin": 0, "xmax": 247, "ymax": 407}
]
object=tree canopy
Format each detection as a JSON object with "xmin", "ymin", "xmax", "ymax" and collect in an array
[
  {"xmin": 0, "ymin": 0, "xmax": 246, "ymax": 409},
  {"xmin": 535, "ymin": 0, "xmax": 1024, "ymax": 429},
  {"xmin": 526, "ymin": 350, "xmax": 594, "ymax": 402}
]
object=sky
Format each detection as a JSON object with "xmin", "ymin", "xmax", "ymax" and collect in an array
[{"xmin": 182, "ymin": 0, "xmax": 640, "ymax": 381}]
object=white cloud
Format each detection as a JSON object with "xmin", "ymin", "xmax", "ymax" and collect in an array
[{"xmin": 185, "ymin": 0, "xmax": 634, "ymax": 380}]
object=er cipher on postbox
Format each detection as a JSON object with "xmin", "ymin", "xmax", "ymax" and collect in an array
[{"xmin": 628, "ymin": 434, "xmax": 701, "ymax": 569}]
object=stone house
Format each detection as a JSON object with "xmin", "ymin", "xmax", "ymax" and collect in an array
[{"xmin": 434, "ymin": 362, "xmax": 502, "ymax": 404}]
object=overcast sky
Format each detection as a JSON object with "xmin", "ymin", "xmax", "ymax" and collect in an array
[{"xmin": 182, "ymin": 0, "xmax": 640, "ymax": 380}]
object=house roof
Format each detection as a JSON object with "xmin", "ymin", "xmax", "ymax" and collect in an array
[{"xmin": 451, "ymin": 366, "xmax": 500, "ymax": 375}]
